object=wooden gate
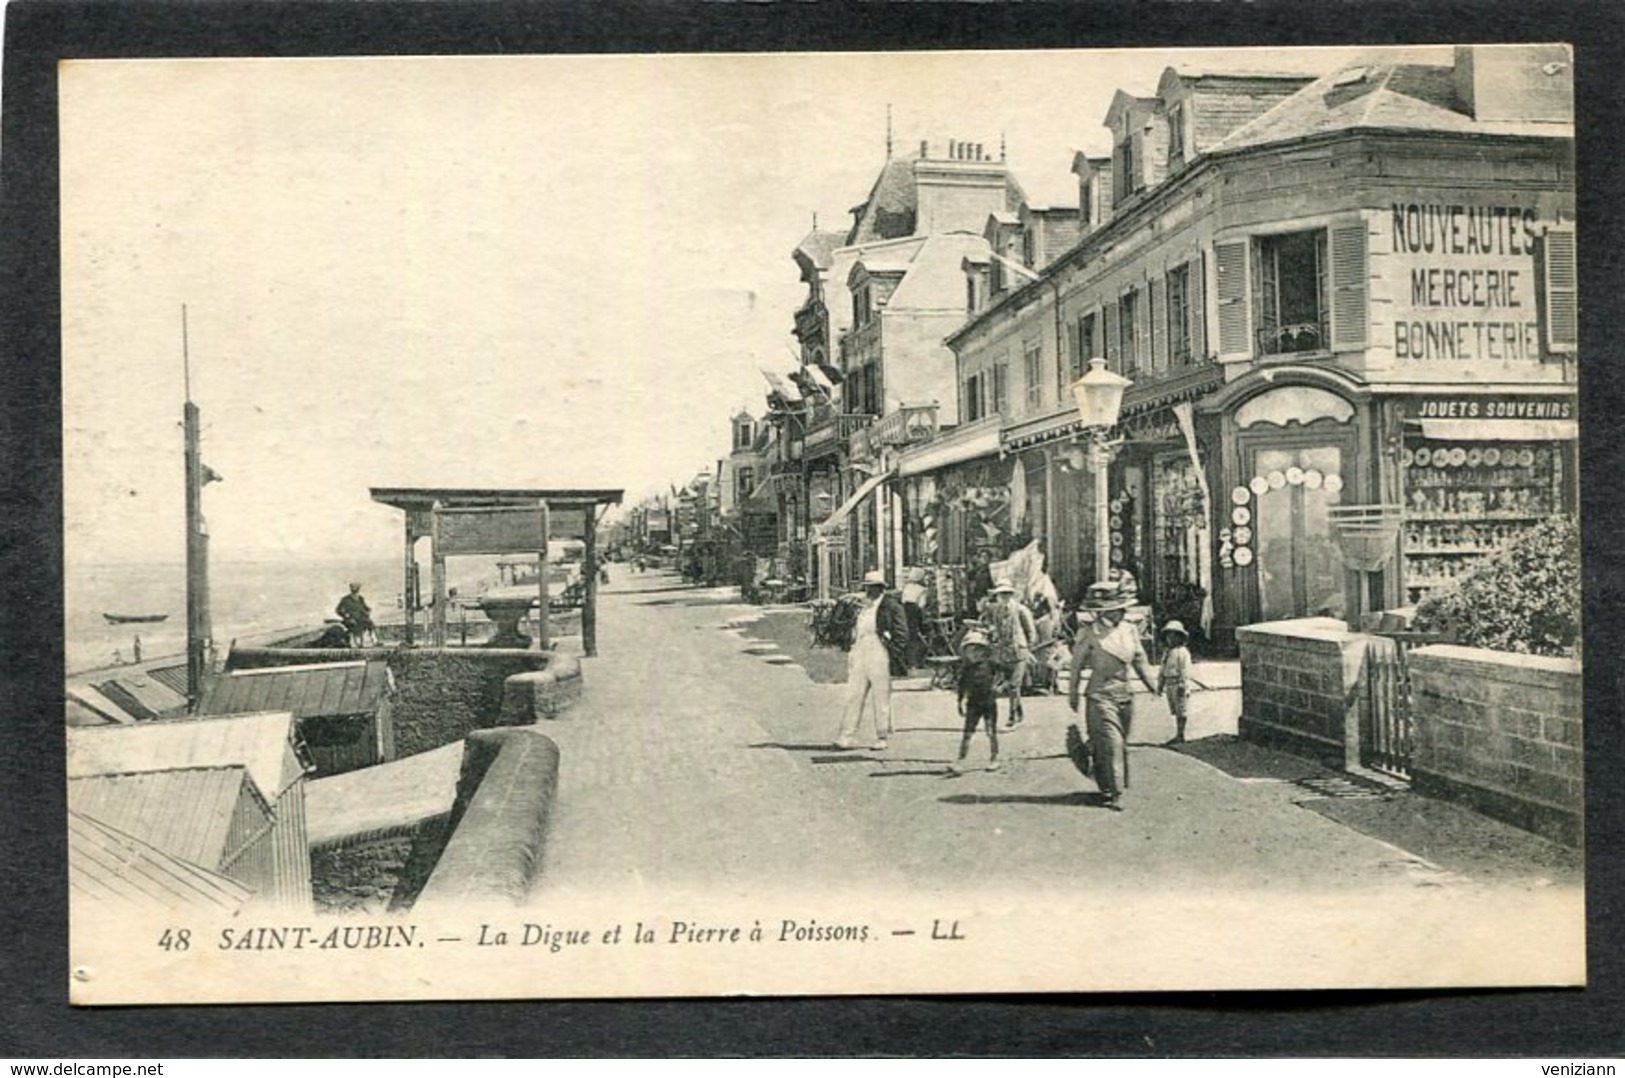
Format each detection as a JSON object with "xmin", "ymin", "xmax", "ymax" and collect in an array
[{"xmin": 1361, "ymin": 631, "xmax": 1450, "ymax": 779}]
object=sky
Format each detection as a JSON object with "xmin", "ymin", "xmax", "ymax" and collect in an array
[{"xmin": 61, "ymin": 45, "xmax": 1451, "ymax": 565}]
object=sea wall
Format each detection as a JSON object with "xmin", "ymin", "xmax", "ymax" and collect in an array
[
  {"xmin": 226, "ymin": 646, "xmax": 580, "ymax": 757},
  {"xmin": 413, "ymin": 728, "xmax": 561, "ymax": 908}
]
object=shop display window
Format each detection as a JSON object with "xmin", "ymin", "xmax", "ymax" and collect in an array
[
  {"xmin": 1401, "ymin": 439, "xmax": 1571, "ymax": 603},
  {"xmin": 1152, "ymin": 455, "xmax": 1209, "ymax": 630}
]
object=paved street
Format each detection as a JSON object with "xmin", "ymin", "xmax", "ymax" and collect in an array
[{"xmin": 534, "ymin": 570, "xmax": 1580, "ymax": 904}]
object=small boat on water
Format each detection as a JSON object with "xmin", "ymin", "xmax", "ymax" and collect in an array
[{"xmin": 102, "ymin": 612, "xmax": 169, "ymax": 625}]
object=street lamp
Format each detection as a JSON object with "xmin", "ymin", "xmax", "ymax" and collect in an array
[{"xmin": 1070, "ymin": 357, "xmax": 1133, "ymax": 581}]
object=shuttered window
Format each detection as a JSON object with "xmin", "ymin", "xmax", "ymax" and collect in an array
[
  {"xmin": 1189, "ymin": 252, "xmax": 1207, "ymax": 363},
  {"xmin": 1214, "ymin": 239, "xmax": 1251, "ymax": 360},
  {"xmin": 1077, "ymin": 312, "xmax": 1097, "ymax": 378},
  {"xmin": 1104, "ymin": 302, "xmax": 1120, "ymax": 372},
  {"xmin": 1119, "ymin": 289, "xmax": 1139, "ymax": 376},
  {"xmin": 1254, "ymin": 229, "xmax": 1328, "ymax": 356},
  {"xmin": 1329, "ymin": 221, "xmax": 1369, "ymax": 349},
  {"xmin": 964, "ymin": 374, "xmax": 983, "ymax": 422},
  {"xmin": 1167, "ymin": 265, "xmax": 1191, "ymax": 366},
  {"xmin": 1061, "ymin": 319, "xmax": 1078, "ymax": 399},
  {"xmin": 1024, "ymin": 339, "xmax": 1044, "ymax": 411},
  {"xmin": 1150, "ymin": 277, "xmax": 1167, "ymax": 372},
  {"xmin": 993, "ymin": 361, "xmax": 1008, "ymax": 414},
  {"xmin": 1543, "ymin": 226, "xmax": 1577, "ymax": 354}
]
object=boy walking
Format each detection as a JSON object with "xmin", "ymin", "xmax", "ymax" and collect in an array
[
  {"xmin": 950, "ymin": 630, "xmax": 1001, "ymax": 773},
  {"xmin": 1157, "ymin": 620, "xmax": 1194, "ymax": 744}
]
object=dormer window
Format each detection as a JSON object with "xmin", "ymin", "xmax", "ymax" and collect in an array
[
  {"xmin": 1167, "ymin": 102, "xmax": 1186, "ymax": 164},
  {"xmin": 1116, "ymin": 136, "xmax": 1138, "ymax": 202}
]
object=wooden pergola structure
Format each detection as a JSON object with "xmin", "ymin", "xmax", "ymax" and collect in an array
[{"xmin": 368, "ymin": 487, "xmax": 624, "ymax": 657}]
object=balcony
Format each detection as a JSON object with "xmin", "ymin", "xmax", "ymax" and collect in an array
[
  {"xmin": 805, "ymin": 410, "xmax": 874, "ymax": 456},
  {"xmin": 1257, "ymin": 320, "xmax": 1329, "ymax": 357},
  {"xmin": 872, "ymin": 403, "xmax": 939, "ymax": 448}
]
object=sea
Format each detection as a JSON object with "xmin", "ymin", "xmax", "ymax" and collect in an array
[{"xmin": 65, "ymin": 555, "xmax": 501, "ymax": 675}]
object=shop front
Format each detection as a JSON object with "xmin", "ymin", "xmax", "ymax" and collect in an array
[
  {"xmin": 1202, "ymin": 371, "xmax": 1578, "ymax": 648},
  {"xmin": 1204, "ymin": 370, "xmax": 1376, "ymax": 649},
  {"xmin": 1382, "ymin": 391, "xmax": 1578, "ymax": 608}
]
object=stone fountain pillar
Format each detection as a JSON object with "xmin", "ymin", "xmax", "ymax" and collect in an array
[{"xmin": 478, "ymin": 593, "xmax": 536, "ymax": 649}]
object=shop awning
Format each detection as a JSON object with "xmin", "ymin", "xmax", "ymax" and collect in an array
[
  {"xmin": 815, "ymin": 469, "xmax": 892, "ymax": 536},
  {"xmin": 1418, "ymin": 418, "xmax": 1578, "ymax": 441}
]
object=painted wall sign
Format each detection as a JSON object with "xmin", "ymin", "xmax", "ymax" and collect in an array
[
  {"xmin": 1406, "ymin": 396, "xmax": 1574, "ymax": 420},
  {"xmin": 1388, "ymin": 202, "xmax": 1548, "ymax": 363}
]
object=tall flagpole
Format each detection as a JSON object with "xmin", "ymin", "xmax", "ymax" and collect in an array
[{"xmin": 183, "ymin": 305, "xmax": 213, "ymax": 708}]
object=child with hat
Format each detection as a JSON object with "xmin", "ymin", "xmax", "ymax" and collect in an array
[
  {"xmin": 1157, "ymin": 620, "xmax": 1194, "ymax": 744},
  {"xmin": 950, "ymin": 629, "xmax": 1001, "ymax": 773}
]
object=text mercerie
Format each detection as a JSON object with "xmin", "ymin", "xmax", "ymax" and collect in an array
[{"xmin": 1390, "ymin": 203, "xmax": 1545, "ymax": 362}]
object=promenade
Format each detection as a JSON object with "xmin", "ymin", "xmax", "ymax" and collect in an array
[{"xmin": 532, "ymin": 570, "xmax": 1580, "ymax": 902}]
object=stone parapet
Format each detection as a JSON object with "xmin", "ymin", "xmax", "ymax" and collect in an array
[
  {"xmin": 1408, "ymin": 645, "xmax": 1583, "ymax": 846},
  {"xmin": 1237, "ymin": 618, "xmax": 1370, "ymax": 768},
  {"xmin": 414, "ymin": 728, "xmax": 561, "ymax": 908},
  {"xmin": 499, "ymin": 653, "xmax": 584, "ymax": 723}
]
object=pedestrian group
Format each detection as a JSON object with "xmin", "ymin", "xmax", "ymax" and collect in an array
[{"xmin": 834, "ymin": 569, "xmax": 1199, "ymax": 812}]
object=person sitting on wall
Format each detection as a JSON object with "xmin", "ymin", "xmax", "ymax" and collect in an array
[{"xmin": 336, "ymin": 582, "xmax": 376, "ymax": 647}]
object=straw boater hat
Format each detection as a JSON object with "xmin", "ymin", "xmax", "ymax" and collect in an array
[
  {"xmin": 1082, "ymin": 579, "xmax": 1136, "ymax": 612},
  {"xmin": 990, "ymin": 578, "xmax": 1015, "ymax": 595},
  {"xmin": 1161, "ymin": 620, "xmax": 1189, "ymax": 640},
  {"xmin": 862, "ymin": 570, "xmax": 887, "ymax": 588}
]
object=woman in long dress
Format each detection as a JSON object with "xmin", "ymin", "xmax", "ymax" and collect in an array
[{"xmin": 1067, "ymin": 579, "xmax": 1157, "ymax": 811}]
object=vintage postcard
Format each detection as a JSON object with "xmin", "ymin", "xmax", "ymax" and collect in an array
[{"xmin": 61, "ymin": 45, "xmax": 1583, "ymax": 1005}]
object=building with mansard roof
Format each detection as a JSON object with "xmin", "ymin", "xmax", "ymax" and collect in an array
[
  {"xmin": 764, "ymin": 137, "xmax": 1023, "ymax": 595},
  {"xmin": 899, "ymin": 45, "xmax": 1573, "ymax": 650}
]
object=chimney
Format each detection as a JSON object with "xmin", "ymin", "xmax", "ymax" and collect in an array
[
  {"xmin": 920, "ymin": 139, "xmax": 929, "ymax": 157},
  {"xmin": 1453, "ymin": 44, "xmax": 1572, "ymax": 123}
]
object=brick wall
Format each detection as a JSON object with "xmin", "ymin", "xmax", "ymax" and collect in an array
[
  {"xmin": 1237, "ymin": 618, "xmax": 1369, "ymax": 767},
  {"xmin": 1409, "ymin": 645, "xmax": 1583, "ymax": 846}
]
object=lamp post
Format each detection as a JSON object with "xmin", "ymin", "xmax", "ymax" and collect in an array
[{"xmin": 1070, "ymin": 357, "xmax": 1132, "ymax": 582}]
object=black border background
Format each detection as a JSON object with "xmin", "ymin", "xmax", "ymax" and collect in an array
[{"xmin": 3, "ymin": 0, "xmax": 1622, "ymax": 1058}]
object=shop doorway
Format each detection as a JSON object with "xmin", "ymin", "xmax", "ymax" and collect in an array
[{"xmin": 1247, "ymin": 442, "xmax": 1349, "ymax": 621}]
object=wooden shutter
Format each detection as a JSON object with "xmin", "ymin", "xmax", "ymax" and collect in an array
[
  {"xmin": 1133, "ymin": 290, "xmax": 1150, "ymax": 373},
  {"xmin": 1189, "ymin": 254, "xmax": 1208, "ymax": 362},
  {"xmin": 1104, "ymin": 302, "xmax": 1120, "ymax": 372},
  {"xmin": 1149, "ymin": 276, "xmax": 1166, "ymax": 371},
  {"xmin": 1214, "ymin": 239, "xmax": 1251, "ymax": 361},
  {"xmin": 1062, "ymin": 320, "xmax": 1078, "ymax": 397},
  {"xmin": 1544, "ymin": 226, "xmax": 1577, "ymax": 354},
  {"xmin": 1329, "ymin": 221, "xmax": 1369, "ymax": 349}
]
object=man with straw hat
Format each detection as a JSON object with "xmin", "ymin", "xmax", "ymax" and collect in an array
[
  {"xmin": 835, "ymin": 570, "xmax": 908, "ymax": 751},
  {"xmin": 1067, "ymin": 577, "xmax": 1157, "ymax": 811}
]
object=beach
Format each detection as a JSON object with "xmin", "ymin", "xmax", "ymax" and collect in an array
[{"xmin": 64, "ymin": 555, "xmax": 499, "ymax": 674}]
